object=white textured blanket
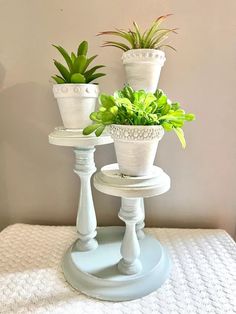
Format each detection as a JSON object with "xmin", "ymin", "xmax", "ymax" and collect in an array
[{"xmin": 0, "ymin": 224, "xmax": 235, "ymax": 314}]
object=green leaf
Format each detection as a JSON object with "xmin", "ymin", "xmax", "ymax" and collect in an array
[
  {"xmin": 84, "ymin": 55, "xmax": 97, "ymax": 71},
  {"xmin": 149, "ymin": 29, "xmax": 176, "ymax": 49},
  {"xmin": 161, "ymin": 103, "xmax": 171, "ymax": 115},
  {"xmin": 148, "ymin": 113, "xmax": 158, "ymax": 122},
  {"xmin": 53, "ymin": 60, "xmax": 70, "ymax": 82},
  {"xmin": 143, "ymin": 15, "xmax": 171, "ymax": 47},
  {"xmin": 99, "ymin": 94, "xmax": 116, "ymax": 108},
  {"xmin": 143, "ymin": 93, "xmax": 156, "ymax": 108},
  {"xmin": 83, "ymin": 123, "xmax": 101, "ymax": 135},
  {"xmin": 101, "ymin": 111, "xmax": 114, "ymax": 123},
  {"xmin": 53, "ymin": 45, "xmax": 73, "ymax": 72},
  {"xmin": 159, "ymin": 114, "xmax": 182, "ymax": 121},
  {"xmin": 73, "ymin": 55, "xmax": 87, "ymax": 74},
  {"xmin": 171, "ymin": 102, "xmax": 180, "ymax": 111},
  {"xmin": 115, "ymin": 98, "xmax": 132, "ymax": 106},
  {"xmin": 146, "ymin": 101, "xmax": 157, "ymax": 113},
  {"xmin": 90, "ymin": 112, "xmax": 102, "ymax": 122},
  {"xmin": 157, "ymin": 95, "xmax": 168, "ymax": 107},
  {"xmin": 158, "ymin": 44, "xmax": 177, "ymax": 51},
  {"xmin": 86, "ymin": 73, "xmax": 106, "ymax": 83},
  {"xmin": 71, "ymin": 52, "xmax": 76, "ymax": 63},
  {"xmin": 133, "ymin": 90, "xmax": 146, "ymax": 105},
  {"xmin": 173, "ymin": 127, "xmax": 186, "ymax": 148},
  {"xmin": 51, "ymin": 75, "xmax": 65, "ymax": 84},
  {"xmin": 185, "ymin": 113, "xmax": 195, "ymax": 121},
  {"xmin": 102, "ymin": 41, "xmax": 130, "ymax": 51},
  {"xmin": 77, "ymin": 41, "xmax": 88, "ymax": 56},
  {"xmin": 132, "ymin": 22, "xmax": 142, "ymax": 47},
  {"xmin": 98, "ymin": 29, "xmax": 135, "ymax": 48},
  {"xmin": 114, "ymin": 90, "xmax": 125, "ymax": 98},
  {"xmin": 70, "ymin": 73, "xmax": 86, "ymax": 83},
  {"xmin": 95, "ymin": 125, "xmax": 106, "ymax": 137},
  {"xmin": 109, "ymin": 106, "xmax": 118, "ymax": 115},
  {"xmin": 123, "ymin": 86, "xmax": 135, "ymax": 101},
  {"xmin": 161, "ymin": 121, "xmax": 173, "ymax": 131},
  {"xmin": 172, "ymin": 120, "xmax": 184, "ymax": 128},
  {"xmin": 98, "ymin": 107, "xmax": 107, "ymax": 112},
  {"xmin": 84, "ymin": 65, "xmax": 105, "ymax": 80}
]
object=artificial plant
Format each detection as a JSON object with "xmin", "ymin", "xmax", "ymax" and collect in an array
[
  {"xmin": 83, "ymin": 86, "xmax": 195, "ymax": 148},
  {"xmin": 52, "ymin": 41, "xmax": 105, "ymax": 84}
]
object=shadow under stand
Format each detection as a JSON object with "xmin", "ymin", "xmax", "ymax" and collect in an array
[
  {"xmin": 49, "ymin": 127, "xmax": 113, "ymax": 251},
  {"xmin": 62, "ymin": 163, "xmax": 172, "ymax": 301}
]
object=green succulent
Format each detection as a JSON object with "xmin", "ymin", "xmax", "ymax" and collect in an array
[
  {"xmin": 83, "ymin": 86, "xmax": 195, "ymax": 148},
  {"xmin": 52, "ymin": 41, "xmax": 106, "ymax": 84},
  {"xmin": 97, "ymin": 14, "xmax": 177, "ymax": 51}
]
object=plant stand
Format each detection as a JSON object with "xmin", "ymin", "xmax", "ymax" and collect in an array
[
  {"xmin": 49, "ymin": 127, "xmax": 113, "ymax": 251},
  {"xmin": 61, "ymin": 163, "xmax": 171, "ymax": 301}
]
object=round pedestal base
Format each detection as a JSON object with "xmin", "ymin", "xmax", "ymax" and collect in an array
[{"xmin": 62, "ymin": 227, "xmax": 171, "ymax": 301}]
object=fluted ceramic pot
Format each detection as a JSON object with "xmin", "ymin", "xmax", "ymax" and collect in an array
[
  {"xmin": 53, "ymin": 84, "xmax": 99, "ymax": 129},
  {"xmin": 109, "ymin": 125, "xmax": 164, "ymax": 176},
  {"xmin": 122, "ymin": 49, "xmax": 166, "ymax": 93}
]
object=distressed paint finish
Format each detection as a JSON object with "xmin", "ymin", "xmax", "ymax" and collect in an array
[
  {"xmin": 62, "ymin": 227, "xmax": 171, "ymax": 301},
  {"xmin": 49, "ymin": 128, "xmax": 113, "ymax": 251},
  {"xmin": 118, "ymin": 198, "xmax": 143, "ymax": 275},
  {"xmin": 74, "ymin": 147, "xmax": 98, "ymax": 251}
]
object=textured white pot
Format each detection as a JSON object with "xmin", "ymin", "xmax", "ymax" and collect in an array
[
  {"xmin": 53, "ymin": 84, "xmax": 99, "ymax": 129},
  {"xmin": 122, "ymin": 49, "xmax": 166, "ymax": 93},
  {"xmin": 109, "ymin": 125, "xmax": 164, "ymax": 176}
]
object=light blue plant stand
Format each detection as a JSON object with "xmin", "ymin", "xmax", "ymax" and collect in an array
[{"xmin": 49, "ymin": 129, "xmax": 171, "ymax": 301}]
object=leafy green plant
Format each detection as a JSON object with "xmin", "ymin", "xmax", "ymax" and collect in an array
[
  {"xmin": 52, "ymin": 41, "xmax": 106, "ymax": 84},
  {"xmin": 83, "ymin": 86, "xmax": 195, "ymax": 148},
  {"xmin": 97, "ymin": 14, "xmax": 177, "ymax": 51}
]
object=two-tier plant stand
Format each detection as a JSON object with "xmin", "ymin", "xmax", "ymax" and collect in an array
[{"xmin": 49, "ymin": 128, "xmax": 171, "ymax": 301}]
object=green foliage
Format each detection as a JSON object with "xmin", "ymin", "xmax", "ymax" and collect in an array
[
  {"xmin": 83, "ymin": 86, "xmax": 195, "ymax": 148},
  {"xmin": 97, "ymin": 15, "xmax": 177, "ymax": 51},
  {"xmin": 52, "ymin": 41, "xmax": 106, "ymax": 84}
]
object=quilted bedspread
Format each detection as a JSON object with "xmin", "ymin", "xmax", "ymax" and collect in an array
[{"xmin": 0, "ymin": 224, "xmax": 235, "ymax": 314}]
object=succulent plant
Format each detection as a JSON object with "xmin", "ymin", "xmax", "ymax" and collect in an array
[
  {"xmin": 52, "ymin": 41, "xmax": 106, "ymax": 84},
  {"xmin": 83, "ymin": 86, "xmax": 195, "ymax": 148},
  {"xmin": 97, "ymin": 15, "xmax": 177, "ymax": 52}
]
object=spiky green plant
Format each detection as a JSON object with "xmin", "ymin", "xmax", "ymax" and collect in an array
[
  {"xmin": 97, "ymin": 14, "xmax": 177, "ymax": 52},
  {"xmin": 52, "ymin": 41, "xmax": 106, "ymax": 84},
  {"xmin": 83, "ymin": 86, "xmax": 195, "ymax": 148}
]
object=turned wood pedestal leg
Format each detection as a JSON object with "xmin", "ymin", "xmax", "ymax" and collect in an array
[
  {"xmin": 73, "ymin": 147, "xmax": 97, "ymax": 251},
  {"xmin": 118, "ymin": 197, "xmax": 143, "ymax": 275},
  {"xmin": 136, "ymin": 198, "xmax": 145, "ymax": 240}
]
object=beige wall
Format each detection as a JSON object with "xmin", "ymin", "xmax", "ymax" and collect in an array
[{"xmin": 0, "ymin": 0, "xmax": 235, "ymax": 237}]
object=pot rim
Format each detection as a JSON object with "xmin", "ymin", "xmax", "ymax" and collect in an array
[
  {"xmin": 52, "ymin": 83, "xmax": 98, "ymax": 87},
  {"xmin": 109, "ymin": 124, "xmax": 164, "ymax": 142},
  {"xmin": 110, "ymin": 124, "xmax": 164, "ymax": 129},
  {"xmin": 53, "ymin": 83, "xmax": 99, "ymax": 98},
  {"xmin": 122, "ymin": 49, "xmax": 166, "ymax": 65},
  {"xmin": 123, "ymin": 48, "xmax": 165, "ymax": 54}
]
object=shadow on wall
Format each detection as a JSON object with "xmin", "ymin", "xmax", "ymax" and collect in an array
[
  {"xmin": 0, "ymin": 63, "xmax": 9, "ymax": 229},
  {"xmin": 0, "ymin": 71, "xmax": 120, "ymax": 231},
  {"xmin": 0, "ymin": 69, "xmax": 67, "ymax": 230}
]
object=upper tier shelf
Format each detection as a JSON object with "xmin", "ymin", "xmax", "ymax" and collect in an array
[{"xmin": 48, "ymin": 127, "xmax": 113, "ymax": 147}]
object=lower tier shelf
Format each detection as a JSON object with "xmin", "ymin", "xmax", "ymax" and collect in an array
[{"xmin": 62, "ymin": 226, "xmax": 171, "ymax": 301}]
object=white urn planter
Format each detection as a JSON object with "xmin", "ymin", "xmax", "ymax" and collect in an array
[
  {"xmin": 53, "ymin": 84, "xmax": 99, "ymax": 129},
  {"xmin": 109, "ymin": 124, "xmax": 164, "ymax": 176},
  {"xmin": 122, "ymin": 49, "xmax": 166, "ymax": 93}
]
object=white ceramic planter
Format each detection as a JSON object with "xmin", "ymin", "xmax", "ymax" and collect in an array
[
  {"xmin": 109, "ymin": 125, "xmax": 164, "ymax": 176},
  {"xmin": 53, "ymin": 84, "xmax": 99, "ymax": 129},
  {"xmin": 122, "ymin": 49, "xmax": 166, "ymax": 93}
]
